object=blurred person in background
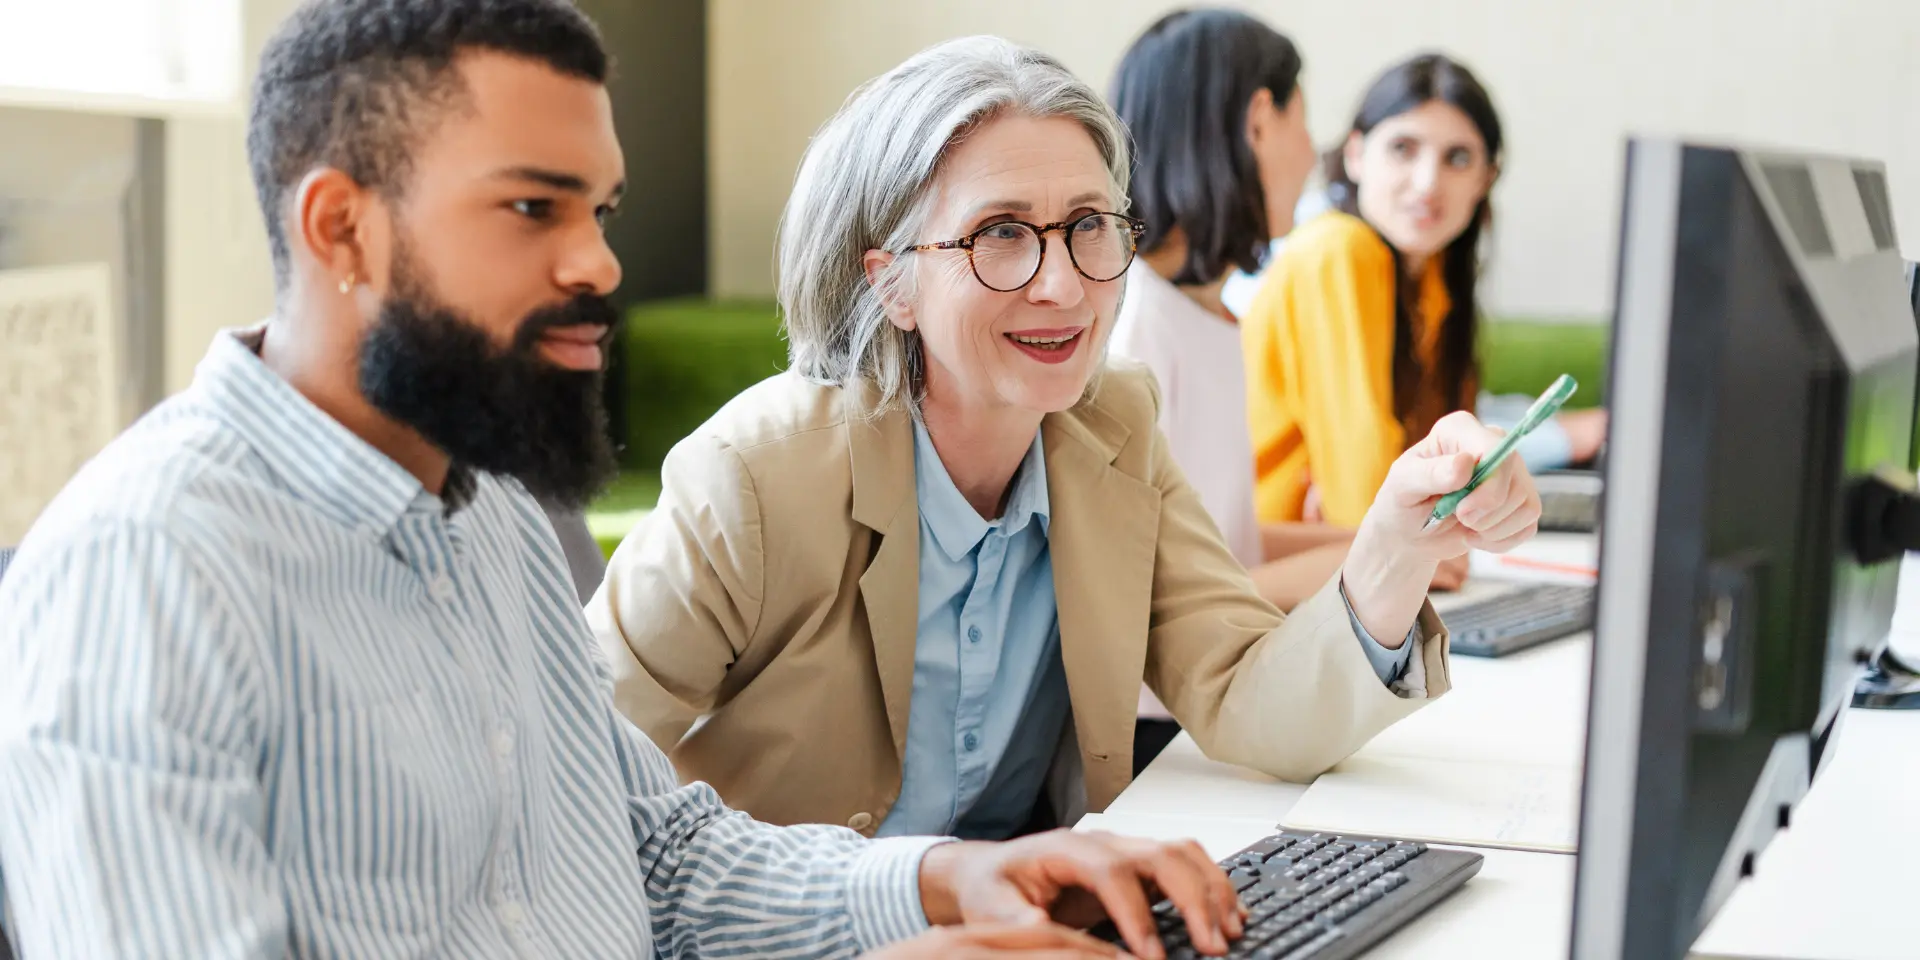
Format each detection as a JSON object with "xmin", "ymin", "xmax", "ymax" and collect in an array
[
  {"xmin": 1223, "ymin": 195, "xmax": 1605, "ymax": 482},
  {"xmin": 1105, "ymin": 8, "xmax": 1354, "ymax": 773},
  {"xmin": 1239, "ymin": 53, "xmax": 1607, "ymax": 554}
]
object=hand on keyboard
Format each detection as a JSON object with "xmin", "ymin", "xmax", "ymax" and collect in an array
[
  {"xmin": 919, "ymin": 829, "xmax": 1244, "ymax": 960},
  {"xmin": 1090, "ymin": 831, "xmax": 1484, "ymax": 960}
]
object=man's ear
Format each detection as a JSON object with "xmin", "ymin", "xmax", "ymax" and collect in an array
[
  {"xmin": 293, "ymin": 167, "xmax": 377, "ymax": 295},
  {"xmin": 862, "ymin": 249, "xmax": 917, "ymax": 332}
]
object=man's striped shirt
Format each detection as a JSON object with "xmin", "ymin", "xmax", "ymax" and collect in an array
[{"xmin": 0, "ymin": 328, "xmax": 939, "ymax": 959}]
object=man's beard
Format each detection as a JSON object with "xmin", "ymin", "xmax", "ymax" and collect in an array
[{"xmin": 358, "ymin": 259, "xmax": 621, "ymax": 511}]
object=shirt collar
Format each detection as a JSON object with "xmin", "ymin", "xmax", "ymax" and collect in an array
[
  {"xmin": 912, "ymin": 420, "xmax": 1051, "ymax": 562},
  {"xmin": 192, "ymin": 325, "xmax": 477, "ymax": 536}
]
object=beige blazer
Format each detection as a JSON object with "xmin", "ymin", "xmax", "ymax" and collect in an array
[{"xmin": 586, "ymin": 361, "xmax": 1451, "ymax": 835}]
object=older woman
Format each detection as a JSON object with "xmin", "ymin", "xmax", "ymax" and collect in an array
[{"xmin": 587, "ymin": 37, "xmax": 1540, "ymax": 841}]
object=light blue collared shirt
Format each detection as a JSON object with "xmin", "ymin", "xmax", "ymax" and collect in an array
[
  {"xmin": 879, "ymin": 424, "xmax": 1070, "ymax": 840},
  {"xmin": 881, "ymin": 422, "xmax": 1415, "ymax": 841},
  {"xmin": 0, "ymin": 330, "xmax": 937, "ymax": 959}
]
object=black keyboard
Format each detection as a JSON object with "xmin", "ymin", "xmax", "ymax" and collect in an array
[
  {"xmin": 1091, "ymin": 831, "xmax": 1482, "ymax": 959},
  {"xmin": 1536, "ymin": 471, "xmax": 1602, "ymax": 533},
  {"xmin": 1443, "ymin": 583, "xmax": 1594, "ymax": 658}
]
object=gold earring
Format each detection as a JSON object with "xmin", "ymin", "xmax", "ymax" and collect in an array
[{"xmin": 339, "ymin": 272, "xmax": 355, "ymax": 295}]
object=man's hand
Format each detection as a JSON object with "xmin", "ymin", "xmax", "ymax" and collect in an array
[
  {"xmin": 919, "ymin": 830, "xmax": 1243, "ymax": 960},
  {"xmin": 863, "ymin": 924, "xmax": 1132, "ymax": 958}
]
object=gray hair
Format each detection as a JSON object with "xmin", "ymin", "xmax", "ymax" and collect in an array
[{"xmin": 777, "ymin": 36, "xmax": 1131, "ymax": 413}]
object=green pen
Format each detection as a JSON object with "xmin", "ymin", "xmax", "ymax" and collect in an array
[{"xmin": 1425, "ymin": 373, "xmax": 1579, "ymax": 531}]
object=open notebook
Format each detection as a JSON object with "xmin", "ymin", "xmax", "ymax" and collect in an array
[
  {"xmin": 1279, "ymin": 636, "xmax": 1588, "ymax": 855},
  {"xmin": 1280, "ymin": 754, "xmax": 1579, "ymax": 854}
]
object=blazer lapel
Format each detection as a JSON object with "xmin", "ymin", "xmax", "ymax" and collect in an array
[
  {"xmin": 1043, "ymin": 405, "xmax": 1160, "ymax": 809},
  {"xmin": 849, "ymin": 393, "xmax": 920, "ymax": 764}
]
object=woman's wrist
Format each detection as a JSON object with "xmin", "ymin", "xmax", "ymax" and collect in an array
[{"xmin": 1341, "ymin": 520, "xmax": 1437, "ymax": 647}]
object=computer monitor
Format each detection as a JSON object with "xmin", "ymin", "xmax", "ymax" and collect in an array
[{"xmin": 1571, "ymin": 139, "xmax": 1917, "ymax": 960}]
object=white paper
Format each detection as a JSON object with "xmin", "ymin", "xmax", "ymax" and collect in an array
[{"xmin": 1281, "ymin": 755, "xmax": 1580, "ymax": 854}]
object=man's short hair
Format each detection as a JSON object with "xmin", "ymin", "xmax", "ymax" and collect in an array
[{"xmin": 247, "ymin": 0, "xmax": 609, "ymax": 285}]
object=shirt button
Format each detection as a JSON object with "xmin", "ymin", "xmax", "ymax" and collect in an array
[
  {"xmin": 966, "ymin": 626, "xmax": 982, "ymax": 644},
  {"xmin": 847, "ymin": 812, "xmax": 874, "ymax": 831},
  {"xmin": 492, "ymin": 727, "xmax": 515, "ymax": 758},
  {"xmin": 963, "ymin": 731, "xmax": 980, "ymax": 752},
  {"xmin": 429, "ymin": 576, "xmax": 456, "ymax": 602}
]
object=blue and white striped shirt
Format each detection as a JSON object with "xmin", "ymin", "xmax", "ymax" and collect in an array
[{"xmin": 0, "ymin": 328, "xmax": 940, "ymax": 959}]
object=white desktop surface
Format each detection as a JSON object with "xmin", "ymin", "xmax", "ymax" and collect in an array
[
  {"xmin": 1092, "ymin": 538, "xmax": 1920, "ymax": 960},
  {"xmin": 1106, "ymin": 628, "xmax": 1592, "ymax": 825}
]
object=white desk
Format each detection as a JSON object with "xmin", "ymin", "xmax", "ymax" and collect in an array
[{"xmin": 1082, "ymin": 539, "xmax": 1920, "ymax": 959}]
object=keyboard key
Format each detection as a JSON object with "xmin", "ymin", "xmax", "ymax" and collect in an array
[{"xmin": 1229, "ymin": 870, "xmax": 1262, "ymax": 891}]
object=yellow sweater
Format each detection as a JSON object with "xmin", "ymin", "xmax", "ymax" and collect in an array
[{"xmin": 1241, "ymin": 212, "xmax": 1464, "ymax": 526}]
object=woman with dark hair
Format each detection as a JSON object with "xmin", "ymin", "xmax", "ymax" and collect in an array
[
  {"xmin": 1110, "ymin": 9, "xmax": 1349, "ymax": 605},
  {"xmin": 1107, "ymin": 8, "xmax": 1354, "ymax": 770},
  {"xmin": 1241, "ymin": 53, "xmax": 1607, "ymax": 542}
]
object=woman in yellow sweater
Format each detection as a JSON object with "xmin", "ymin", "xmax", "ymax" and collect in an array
[{"xmin": 1243, "ymin": 54, "xmax": 1595, "ymax": 542}]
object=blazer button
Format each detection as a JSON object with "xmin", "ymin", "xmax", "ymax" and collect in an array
[{"xmin": 848, "ymin": 812, "xmax": 875, "ymax": 832}]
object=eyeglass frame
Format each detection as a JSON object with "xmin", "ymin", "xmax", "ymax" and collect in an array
[{"xmin": 899, "ymin": 212, "xmax": 1148, "ymax": 292}]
